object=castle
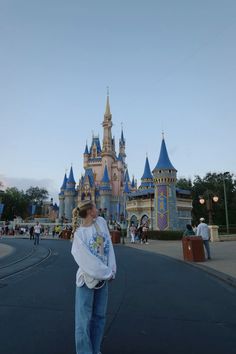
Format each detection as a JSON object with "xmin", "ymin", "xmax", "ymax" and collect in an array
[{"xmin": 58, "ymin": 94, "xmax": 192, "ymax": 230}]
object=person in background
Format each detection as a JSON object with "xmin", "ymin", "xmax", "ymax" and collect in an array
[
  {"xmin": 141, "ymin": 223, "xmax": 149, "ymax": 244},
  {"xmin": 129, "ymin": 223, "xmax": 136, "ymax": 244},
  {"xmin": 34, "ymin": 222, "xmax": 41, "ymax": 246},
  {"xmin": 183, "ymin": 224, "xmax": 195, "ymax": 237},
  {"xmin": 29, "ymin": 225, "xmax": 34, "ymax": 240},
  {"xmin": 197, "ymin": 217, "xmax": 211, "ymax": 260}
]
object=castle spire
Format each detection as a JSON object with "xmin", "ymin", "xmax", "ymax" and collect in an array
[
  {"xmin": 153, "ymin": 136, "xmax": 176, "ymax": 171},
  {"xmin": 66, "ymin": 166, "xmax": 76, "ymax": 189},
  {"xmin": 141, "ymin": 156, "xmax": 153, "ymax": 180},
  {"xmin": 102, "ymin": 89, "xmax": 113, "ymax": 155},
  {"xmin": 139, "ymin": 156, "xmax": 154, "ymax": 189},
  {"xmin": 84, "ymin": 142, "xmax": 89, "ymax": 155},
  {"xmin": 118, "ymin": 124, "xmax": 126, "ymax": 163},
  {"xmin": 100, "ymin": 164, "xmax": 112, "ymax": 191},
  {"xmin": 60, "ymin": 173, "xmax": 67, "ymax": 191},
  {"xmin": 105, "ymin": 87, "xmax": 111, "ymax": 116}
]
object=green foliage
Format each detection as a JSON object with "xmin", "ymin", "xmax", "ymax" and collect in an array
[
  {"xmin": 25, "ymin": 187, "xmax": 49, "ymax": 203},
  {"xmin": 1, "ymin": 187, "xmax": 29, "ymax": 220},
  {"xmin": 191, "ymin": 172, "xmax": 236, "ymax": 226},
  {"xmin": 1, "ymin": 186, "xmax": 49, "ymax": 221},
  {"xmin": 176, "ymin": 178, "xmax": 192, "ymax": 190},
  {"xmin": 148, "ymin": 230, "xmax": 183, "ymax": 240}
]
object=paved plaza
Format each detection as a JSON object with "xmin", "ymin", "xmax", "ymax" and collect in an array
[{"xmin": 0, "ymin": 238, "xmax": 235, "ymax": 354}]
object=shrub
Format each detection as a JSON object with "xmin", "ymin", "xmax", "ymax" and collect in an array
[{"xmin": 148, "ymin": 230, "xmax": 183, "ymax": 240}]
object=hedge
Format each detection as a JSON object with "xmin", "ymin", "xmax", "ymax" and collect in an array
[{"xmin": 145, "ymin": 230, "xmax": 183, "ymax": 240}]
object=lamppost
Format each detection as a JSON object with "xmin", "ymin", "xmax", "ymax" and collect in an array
[
  {"xmin": 199, "ymin": 192, "xmax": 219, "ymax": 225},
  {"xmin": 222, "ymin": 172, "xmax": 230, "ymax": 234}
]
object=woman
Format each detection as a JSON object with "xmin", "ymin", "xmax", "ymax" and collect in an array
[{"xmin": 71, "ymin": 200, "xmax": 116, "ymax": 354}]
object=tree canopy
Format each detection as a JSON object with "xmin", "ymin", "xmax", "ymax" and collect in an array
[
  {"xmin": 0, "ymin": 186, "xmax": 49, "ymax": 220},
  {"xmin": 177, "ymin": 172, "xmax": 236, "ymax": 227}
]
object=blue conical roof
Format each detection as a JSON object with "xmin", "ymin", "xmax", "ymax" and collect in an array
[
  {"xmin": 141, "ymin": 157, "xmax": 153, "ymax": 180},
  {"xmin": 100, "ymin": 165, "xmax": 112, "ymax": 191},
  {"xmin": 101, "ymin": 165, "xmax": 110, "ymax": 183},
  {"xmin": 124, "ymin": 169, "xmax": 130, "ymax": 183},
  {"xmin": 67, "ymin": 166, "xmax": 76, "ymax": 184},
  {"xmin": 60, "ymin": 173, "xmax": 67, "ymax": 190},
  {"xmin": 124, "ymin": 180, "xmax": 130, "ymax": 193},
  {"xmin": 154, "ymin": 138, "xmax": 176, "ymax": 171},
  {"xmin": 84, "ymin": 143, "xmax": 89, "ymax": 154},
  {"xmin": 120, "ymin": 128, "xmax": 125, "ymax": 145}
]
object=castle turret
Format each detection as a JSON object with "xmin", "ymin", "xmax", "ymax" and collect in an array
[
  {"xmin": 83, "ymin": 142, "xmax": 89, "ymax": 168},
  {"xmin": 99, "ymin": 164, "xmax": 112, "ymax": 219},
  {"xmin": 139, "ymin": 156, "xmax": 154, "ymax": 189},
  {"xmin": 59, "ymin": 173, "xmax": 67, "ymax": 220},
  {"xmin": 64, "ymin": 166, "xmax": 76, "ymax": 221},
  {"xmin": 119, "ymin": 128, "xmax": 126, "ymax": 163},
  {"xmin": 152, "ymin": 136, "xmax": 177, "ymax": 230}
]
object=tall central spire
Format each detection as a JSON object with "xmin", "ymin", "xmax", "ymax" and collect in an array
[
  {"xmin": 102, "ymin": 89, "xmax": 113, "ymax": 155},
  {"xmin": 105, "ymin": 87, "xmax": 111, "ymax": 116}
]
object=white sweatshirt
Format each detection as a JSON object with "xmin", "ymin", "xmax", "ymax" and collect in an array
[
  {"xmin": 196, "ymin": 222, "xmax": 210, "ymax": 240},
  {"xmin": 71, "ymin": 216, "xmax": 117, "ymax": 287}
]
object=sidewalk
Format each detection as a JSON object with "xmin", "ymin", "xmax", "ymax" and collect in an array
[{"xmin": 126, "ymin": 239, "xmax": 236, "ymax": 287}]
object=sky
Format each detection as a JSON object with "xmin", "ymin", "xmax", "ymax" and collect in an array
[{"xmin": 1, "ymin": 0, "xmax": 236, "ymax": 203}]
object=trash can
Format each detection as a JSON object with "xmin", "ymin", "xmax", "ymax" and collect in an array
[
  {"xmin": 182, "ymin": 236, "xmax": 205, "ymax": 262},
  {"xmin": 110, "ymin": 230, "xmax": 121, "ymax": 244}
]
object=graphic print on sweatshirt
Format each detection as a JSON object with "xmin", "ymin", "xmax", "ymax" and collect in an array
[{"xmin": 88, "ymin": 231, "xmax": 110, "ymax": 263}]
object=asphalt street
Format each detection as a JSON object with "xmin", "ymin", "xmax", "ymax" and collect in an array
[{"xmin": 0, "ymin": 239, "xmax": 236, "ymax": 354}]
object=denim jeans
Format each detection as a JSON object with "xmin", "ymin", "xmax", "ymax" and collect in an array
[
  {"xmin": 75, "ymin": 282, "xmax": 108, "ymax": 354},
  {"xmin": 203, "ymin": 240, "xmax": 211, "ymax": 259},
  {"xmin": 34, "ymin": 233, "xmax": 40, "ymax": 245}
]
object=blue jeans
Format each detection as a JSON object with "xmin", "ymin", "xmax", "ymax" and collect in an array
[
  {"xmin": 75, "ymin": 282, "xmax": 108, "ymax": 354},
  {"xmin": 203, "ymin": 240, "xmax": 211, "ymax": 259},
  {"xmin": 34, "ymin": 233, "xmax": 40, "ymax": 245}
]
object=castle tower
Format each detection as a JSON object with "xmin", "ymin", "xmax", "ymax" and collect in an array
[
  {"xmin": 139, "ymin": 156, "xmax": 154, "ymax": 190},
  {"xmin": 64, "ymin": 166, "xmax": 76, "ymax": 221},
  {"xmin": 152, "ymin": 136, "xmax": 178, "ymax": 230},
  {"xmin": 102, "ymin": 93, "xmax": 115, "ymax": 159},
  {"xmin": 99, "ymin": 164, "xmax": 112, "ymax": 218},
  {"xmin": 59, "ymin": 173, "xmax": 67, "ymax": 220}
]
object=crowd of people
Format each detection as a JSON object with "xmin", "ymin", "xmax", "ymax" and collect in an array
[{"xmin": 127, "ymin": 222, "xmax": 150, "ymax": 244}]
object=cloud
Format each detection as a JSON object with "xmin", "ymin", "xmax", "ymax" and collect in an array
[{"xmin": 0, "ymin": 175, "xmax": 59, "ymax": 203}]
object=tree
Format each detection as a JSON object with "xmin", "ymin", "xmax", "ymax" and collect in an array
[
  {"xmin": 191, "ymin": 172, "xmax": 236, "ymax": 227},
  {"xmin": 176, "ymin": 178, "xmax": 192, "ymax": 191},
  {"xmin": 1, "ymin": 187, "xmax": 29, "ymax": 220},
  {"xmin": 25, "ymin": 187, "xmax": 49, "ymax": 216},
  {"xmin": 25, "ymin": 186, "xmax": 49, "ymax": 203}
]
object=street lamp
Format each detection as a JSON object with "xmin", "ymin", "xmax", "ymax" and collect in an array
[
  {"xmin": 199, "ymin": 192, "xmax": 219, "ymax": 225},
  {"xmin": 222, "ymin": 172, "xmax": 230, "ymax": 235}
]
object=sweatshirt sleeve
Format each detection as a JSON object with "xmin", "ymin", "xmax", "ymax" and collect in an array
[
  {"xmin": 101, "ymin": 218, "xmax": 117, "ymax": 278},
  {"xmin": 71, "ymin": 231, "xmax": 113, "ymax": 280}
]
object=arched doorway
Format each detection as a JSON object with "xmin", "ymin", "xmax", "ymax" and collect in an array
[
  {"xmin": 130, "ymin": 215, "xmax": 138, "ymax": 226},
  {"xmin": 140, "ymin": 214, "xmax": 149, "ymax": 225}
]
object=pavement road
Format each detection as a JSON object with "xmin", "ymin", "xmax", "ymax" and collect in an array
[{"xmin": 0, "ymin": 239, "xmax": 235, "ymax": 354}]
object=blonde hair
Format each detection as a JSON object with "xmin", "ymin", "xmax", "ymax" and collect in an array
[
  {"xmin": 71, "ymin": 201, "xmax": 94, "ymax": 239},
  {"xmin": 71, "ymin": 207, "xmax": 80, "ymax": 239}
]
